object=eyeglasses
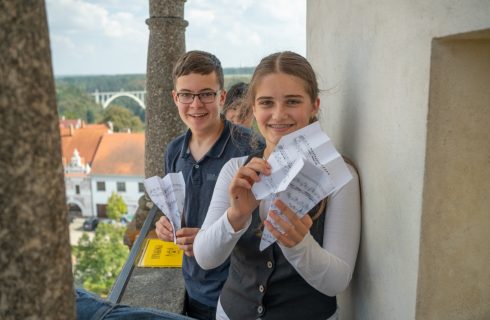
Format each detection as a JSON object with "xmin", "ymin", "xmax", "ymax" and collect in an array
[{"xmin": 176, "ymin": 91, "xmax": 219, "ymax": 104}]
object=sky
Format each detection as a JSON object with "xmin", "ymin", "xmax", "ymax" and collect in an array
[{"xmin": 45, "ymin": 0, "xmax": 306, "ymax": 76}]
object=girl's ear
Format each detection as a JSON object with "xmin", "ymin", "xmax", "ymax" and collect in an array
[{"xmin": 312, "ymin": 97, "xmax": 320, "ymax": 116}]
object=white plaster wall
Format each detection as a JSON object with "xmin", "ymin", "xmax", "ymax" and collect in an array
[
  {"xmin": 91, "ymin": 175, "xmax": 144, "ymax": 216},
  {"xmin": 307, "ymin": 1, "xmax": 490, "ymax": 319},
  {"xmin": 65, "ymin": 176, "xmax": 92, "ymax": 216}
]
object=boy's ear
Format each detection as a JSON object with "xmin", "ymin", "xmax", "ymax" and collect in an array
[
  {"xmin": 171, "ymin": 90, "xmax": 179, "ymax": 104},
  {"xmin": 219, "ymin": 90, "xmax": 227, "ymax": 106}
]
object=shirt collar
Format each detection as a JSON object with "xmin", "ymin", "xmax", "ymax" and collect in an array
[{"xmin": 179, "ymin": 118, "xmax": 232, "ymax": 160}]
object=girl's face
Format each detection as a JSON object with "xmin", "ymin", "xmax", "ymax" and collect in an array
[{"xmin": 253, "ymin": 72, "xmax": 319, "ymax": 155}]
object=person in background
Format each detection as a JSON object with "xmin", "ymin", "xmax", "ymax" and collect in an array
[
  {"xmin": 194, "ymin": 51, "xmax": 361, "ymax": 320},
  {"xmin": 154, "ymin": 51, "xmax": 259, "ymax": 320},
  {"xmin": 221, "ymin": 82, "xmax": 254, "ymax": 128}
]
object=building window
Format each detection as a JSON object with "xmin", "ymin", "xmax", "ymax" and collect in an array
[
  {"xmin": 117, "ymin": 182, "xmax": 126, "ymax": 192},
  {"xmin": 138, "ymin": 182, "xmax": 145, "ymax": 193},
  {"xmin": 75, "ymin": 185, "xmax": 80, "ymax": 195},
  {"xmin": 97, "ymin": 181, "xmax": 106, "ymax": 191}
]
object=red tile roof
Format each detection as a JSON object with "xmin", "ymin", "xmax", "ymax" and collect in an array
[
  {"xmin": 60, "ymin": 123, "xmax": 110, "ymax": 166},
  {"xmin": 90, "ymin": 132, "xmax": 145, "ymax": 176}
]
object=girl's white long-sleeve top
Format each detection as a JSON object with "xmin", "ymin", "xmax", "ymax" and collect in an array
[{"xmin": 194, "ymin": 156, "xmax": 361, "ymax": 296}]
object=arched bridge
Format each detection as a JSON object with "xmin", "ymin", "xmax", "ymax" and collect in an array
[{"xmin": 91, "ymin": 90, "xmax": 146, "ymax": 110}]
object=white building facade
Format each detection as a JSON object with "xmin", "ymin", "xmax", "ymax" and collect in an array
[{"xmin": 90, "ymin": 175, "xmax": 144, "ymax": 217}]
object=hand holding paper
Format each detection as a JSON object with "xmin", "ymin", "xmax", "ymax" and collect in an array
[
  {"xmin": 144, "ymin": 172, "xmax": 185, "ymax": 243},
  {"xmin": 251, "ymin": 122, "xmax": 352, "ymax": 250}
]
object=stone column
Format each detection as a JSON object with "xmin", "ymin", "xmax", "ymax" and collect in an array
[
  {"xmin": 145, "ymin": 0, "xmax": 188, "ymax": 179},
  {"xmin": 0, "ymin": 1, "xmax": 75, "ymax": 319},
  {"xmin": 127, "ymin": 0, "xmax": 188, "ymax": 241},
  {"xmin": 119, "ymin": 0, "xmax": 188, "ymax": 313},
  {"xmin": 126, "ymin": 0, "xmax": 188, "ymax": 242}
]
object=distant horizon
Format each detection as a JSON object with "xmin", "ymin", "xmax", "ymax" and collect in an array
[{"xmin": 54, "ymin": 67, "xmax": 255, "ymax": 79}]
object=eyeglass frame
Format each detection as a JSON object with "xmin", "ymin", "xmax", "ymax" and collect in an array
[{"xmin": 175, "ymin": 90, "xmax": 221, "ymax": 104}]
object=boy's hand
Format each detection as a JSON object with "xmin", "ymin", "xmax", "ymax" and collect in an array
[
  {"xmin": 175, "ymin": 228, "xmax": 200, "ymax": 257},
  {"xmin": 155, "ymin": 216, "xmax": 174, "ymax": 242}
]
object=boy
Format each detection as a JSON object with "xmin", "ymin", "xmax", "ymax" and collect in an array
[{"xmin": 155, "ymin": 51, "xmax": 258, "ymax": 320}]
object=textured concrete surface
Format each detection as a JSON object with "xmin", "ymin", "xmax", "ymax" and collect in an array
[
  {"xmin": 0, "ymin": 1, "xmax": 75, "ymax": 319},
  {"xmin": 120, "ymin": 267, "xmax": 185, "ymax": 314}
]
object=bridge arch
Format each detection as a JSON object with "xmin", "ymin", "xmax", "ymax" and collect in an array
[{"xmin": 103, "ymin": 92, "xmax": 146, "ymax": 110}]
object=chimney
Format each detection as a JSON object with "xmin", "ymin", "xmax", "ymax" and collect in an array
[{"xmin": 69, "ymin": 124, "xmax": 74, "ymax": 136}]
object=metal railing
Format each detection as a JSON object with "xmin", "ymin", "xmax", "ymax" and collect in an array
[{"xmin": 108, "ymin": 205, "xmax": 158, "ymax": 303}]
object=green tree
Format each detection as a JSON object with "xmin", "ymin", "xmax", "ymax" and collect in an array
[
  {"xmin": 105, "ymin": 96, "xmax": 145, "ymax": 123},
  {"xmin": 102, "ymin": 105, "xmax": 144, "ymax": 132},
  {"xmin": 73, "ymin": 223, "xmax": 128, "ymax": 296},
  {"xmin": 56, "ymin": 84, "xmax": 103, "ymax": 122},
  {"xmin": 86, "ymin": 110, "xmax": 95, "ymax": 123},
  {"xmin": 106, "ymin": 192, "xmax": 127, "ymax": 221}
]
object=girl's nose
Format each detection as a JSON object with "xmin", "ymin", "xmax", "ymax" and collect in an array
[{"xmin": 271, "ymin": 104, "xmax": 286, "ymax": 120}]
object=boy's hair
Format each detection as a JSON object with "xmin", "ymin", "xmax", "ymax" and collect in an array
[{"xmin": 172, "ymin": 50, "xmax": 224, "ymax": 89}]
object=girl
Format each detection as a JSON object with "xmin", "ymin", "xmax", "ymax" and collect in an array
[{"xmin": 194, "ymin": 51, "xmax": 361, "ymax": 320}]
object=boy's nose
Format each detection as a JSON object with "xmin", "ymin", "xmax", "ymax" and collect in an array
[{"xmin": 189, "ymin": 95, "xmax": 204, "ymax": 107}]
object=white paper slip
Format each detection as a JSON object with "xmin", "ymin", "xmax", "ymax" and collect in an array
[
  {"xmin": 259, "ymin": 159, "xmax": 335, "ymax": 251},
  {"xmin": 144, "ymin": 172, "xmax": 186, "ymax": 243},
  {"xmin": 252, "ymin": 121, "xmax": 352, "ymax": 199}
]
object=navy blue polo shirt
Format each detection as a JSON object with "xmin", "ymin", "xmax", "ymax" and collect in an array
[{"xmin": 164, "ymin": 119, "xmax": 260, "ymax": 307}]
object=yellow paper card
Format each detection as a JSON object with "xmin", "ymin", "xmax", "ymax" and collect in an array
[{"xmin": 138, "ymin": 239, "xmax": 183, "ymax": 268}]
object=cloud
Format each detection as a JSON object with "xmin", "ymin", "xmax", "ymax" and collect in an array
[
  {"xmin": 47, "ymin": 0, "xmax": 146, "ymax": 39},
  {"xmin": 187, "ymin": 9, "xmax": 216, "ymax": 26},
  {"xmin": 46, "ymin": 0, "xmax": 149, "ymax": 74},
  {"xmin": 46, "ymin": 0, "xmax": 305, "ymax": 74},
  {"xmin": 184, "ymin": 0, "xmax": 305, "ymax": 67}
]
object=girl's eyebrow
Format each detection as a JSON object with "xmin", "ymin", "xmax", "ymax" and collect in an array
[
  {"xmin": 256, "ymin": 94, "xmax": 305, "ymax": 100},
  {"xmin": 256, "ymin": 96, "xmax": 273, "ymax": 100},
  {"xmin": 284, "ymin": 94, "xmax": 304, "ymax": 99}
]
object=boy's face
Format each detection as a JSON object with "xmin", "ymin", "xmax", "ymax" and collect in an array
[{"xmin": 172, "ymin": 72, "xmax": 225, "ymax": 135}]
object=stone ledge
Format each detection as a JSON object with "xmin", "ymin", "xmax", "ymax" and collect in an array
[{"xmin": 120, "ymin": 267, "xmax": 185, "ymax": 314}]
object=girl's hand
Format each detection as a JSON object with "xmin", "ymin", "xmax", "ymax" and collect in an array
[
  {"xmin": 175, "ymin": 227, "xmax": 200, "ymax": 257},
  {"xmin": 227, "ymin": 157, "xmax": 271, "ymax": 231},
  {"xmin": 264, "ymin": 199, "xmax": 313, "ymax": 248}
]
